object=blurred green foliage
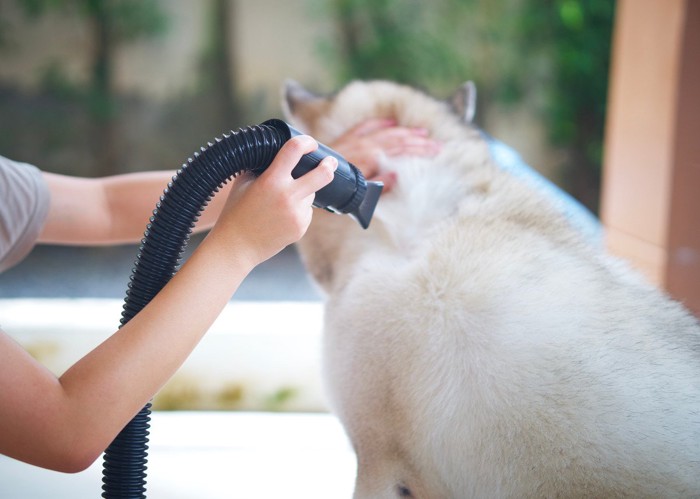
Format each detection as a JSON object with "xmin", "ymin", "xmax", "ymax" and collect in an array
[
  {"xmin": 1, "ymin": 0, "xmax": 615, "ymax": 207},
  {"xmin": 313, "ymin": 0, "xmax": 474, "ymax": 94},
  {"xmin": 16, "ymin": 0, "xmax": 167, "ymax": 117},
  {"xmin": 315, "ymin": 0, "xmax": 616, "ymax": 211},
  {"xmin": 515, "ymin": 1, "xmax": 614, "ymax": 155},
  {"xmin": 0, "ymin": 0, "xmax": 244, "ymax": 177},
  {"xmin": 15, "ymin": 0, "xmax": 168, "ymax": 41},
  {"xmin": 6, "ymin": 0, "xmax": 170, "ymax": 175}
]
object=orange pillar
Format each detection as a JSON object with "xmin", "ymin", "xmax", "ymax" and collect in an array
[{"xmin": 601, "ymin": 0, "xmax": 700, "ymax": 316}]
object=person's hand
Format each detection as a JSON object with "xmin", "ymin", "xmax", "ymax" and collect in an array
[
  {"xmin": 206, "ymin": 135, "xmax": 337, "ymax": 266},
  {"xmin": 330, "ymin": 118, "xmax": 441, "ymax": 191}
]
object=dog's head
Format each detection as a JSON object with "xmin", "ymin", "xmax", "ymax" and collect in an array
[
  {"xmin": 281, "ymin": 80, "xmax": 493, "ymax": 294},
  {"xmin": 281, "ymin": 79, "xmax": 478, "ymax": 144}
]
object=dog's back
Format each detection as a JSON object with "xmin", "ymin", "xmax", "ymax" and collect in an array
[{"xmin": 283, "ymin": 79, "xmax": 700, "ymax": 498}]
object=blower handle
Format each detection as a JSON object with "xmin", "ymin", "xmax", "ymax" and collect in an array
[{"xmin": 263, "ymin": 119, "xmax": 383, "ymax": 229}]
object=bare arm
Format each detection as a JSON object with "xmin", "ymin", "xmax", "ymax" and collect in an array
[
  {"xmin": 36, "ymin": 120, "xmax": 437, "ymax": 246},
  {"xmin": 0, "ymin": 136, "xmax": 336, "ymax": 472},
  {"xmin": 38, "ymin": 170, "xmax": 231, "ymax": 245}
]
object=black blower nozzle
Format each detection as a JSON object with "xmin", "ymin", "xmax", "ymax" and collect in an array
[{"xmin": 263, "ymin": 119, "xmax": 383, "ymax": 229}]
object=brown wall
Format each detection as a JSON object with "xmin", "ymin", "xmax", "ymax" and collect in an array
[{"xmin": 601, "ymin": 0, "xmax": 700, "ymax": 316}]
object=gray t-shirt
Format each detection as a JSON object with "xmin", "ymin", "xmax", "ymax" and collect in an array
[{"xmin": 0, "ymin": 155, "xmax": 50, "ymax": 273}]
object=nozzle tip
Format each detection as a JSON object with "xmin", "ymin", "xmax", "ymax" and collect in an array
[{"xmin": 350, "ymin": 181, "xmax": 383, "ymax": 229}]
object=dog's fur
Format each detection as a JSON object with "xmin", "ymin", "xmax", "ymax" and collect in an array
[{"xmin": 282, "ymin": 79, "xmax": 700, "ymax": 498}]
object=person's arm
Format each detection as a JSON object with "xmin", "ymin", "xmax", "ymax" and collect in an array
[
  {"xmin": 0, "ymin": 136, "xmax": 336, "ymax": 473},
  {"xmin": 38, "ymin": 170, "xmax": 232, "ymax": 246},
  {"xmin": 37, "ymin": 120, "xmax": 438, "ymax": 246}
]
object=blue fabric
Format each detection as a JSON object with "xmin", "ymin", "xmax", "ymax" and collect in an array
[{"xmin": 486, "ymin": 138, "xmax": 603, "ymax": 246}]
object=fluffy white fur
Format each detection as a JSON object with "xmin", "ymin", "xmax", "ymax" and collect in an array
[{"xmin": 282, "ymin": 79, "xmax": 700, "ymax": 498}]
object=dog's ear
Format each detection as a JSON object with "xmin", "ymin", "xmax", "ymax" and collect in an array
[
  {"xmin": 449, "ymin": 81, "xmax": 477, "ymax": 123},
  {"xmin": 281, "ymin": 79, "xmax": 327, "ymax": 132}
]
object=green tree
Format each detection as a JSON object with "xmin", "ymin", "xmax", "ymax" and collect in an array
[
  {"xmin": 512, "ymin": 0, "xmax": 615, "ymax": 211},
  {"xmin": 12, "ymin": 0, "xmax": 168, "ymax": 175},
  {"xmin": 315, "ymin": 0, "xmax": 474, "ymax": 94},
  {"xmin": 195, "ymin": 0, "xmax": 243, "ymax": 133},
  {"xmin": 315, "ymin": 0, "xmax": 615, "ymax": 212}
]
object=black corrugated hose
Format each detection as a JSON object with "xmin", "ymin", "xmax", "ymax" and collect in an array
[
  {"xmin": 101, "ymin": 121, "xmax": 288, "ymax": 498},
  {"xmin": 101, "ymin": 119, "xmax": 382, "ymax": 498}
]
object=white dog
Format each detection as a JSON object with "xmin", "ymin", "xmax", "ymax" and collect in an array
[{"xmin": 282, "ymin": 79, "xmax": 700, "ymax": 498}]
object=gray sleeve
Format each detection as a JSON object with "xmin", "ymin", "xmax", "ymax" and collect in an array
[{"xmin": 0, "ymin": 155, "xmax": 51, "ymax": 273}]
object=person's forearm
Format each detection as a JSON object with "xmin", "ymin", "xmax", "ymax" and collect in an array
[
  {"xmin": 3, "ymin": 135, "xmax": 324, "ymax": 472},
  {"xmin": 102, "ymin": 172, "xmax": 231, "ymax": 242},
  {"xmin": 40, "ymin": 171, "xmax": 231, "ymax": 245},
  {"xmin": 12, "ymin": 234, "xmax": 253, "ymax": 472}
]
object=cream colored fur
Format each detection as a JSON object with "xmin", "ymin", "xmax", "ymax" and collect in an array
[{"xmin": 282, "ymin": 79, "xmax": 700, "ymax": 499}]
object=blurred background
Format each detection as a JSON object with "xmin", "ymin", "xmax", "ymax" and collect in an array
[
  {"xmin": 0, "ymin": 0, "xmax": 616, "ymax": 412},
  {"xmin": 3, "ymin": 3, "xmax": 699, "ymax": 495},
  {"xmin": 0, "ymin": 0, "xmax": 615, "ymax": 211}
]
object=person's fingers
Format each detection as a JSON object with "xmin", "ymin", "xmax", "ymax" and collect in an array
[
  {"xmin": 370, "ymin": 128, "xmax": 434, "ymax": 147},
  {"xmin": 376, "ymin": 126, "xmax": 430, "ymax": 139},
  {"xmin": 382, "ymin": 138, "xmax": 442, "ymax": 157},
  {"xmin": 294, "ymin": 156, "xmax": 338, "ymax": 198},
  {"xmin": 262, "ymin": 135, "xmax": 318, "ymax": 179},
  {"xmin": 346, "ymin": 118, "xmax": 397, "ymax": 136}
]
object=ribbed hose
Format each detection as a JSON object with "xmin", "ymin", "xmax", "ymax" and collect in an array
[{"xmin": 102, "ymin": 122, "xmax": 287, "ymax": 498}]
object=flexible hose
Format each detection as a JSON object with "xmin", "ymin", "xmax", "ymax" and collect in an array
[{"xmin": 102, "ymin": 122, "xmax": 287, "ymax": 498}]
